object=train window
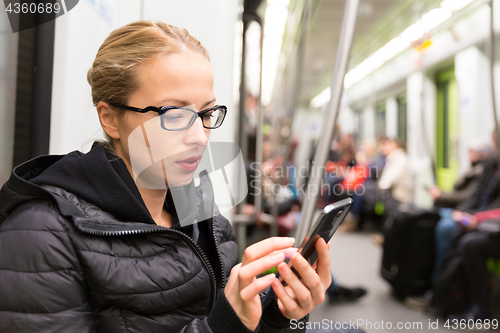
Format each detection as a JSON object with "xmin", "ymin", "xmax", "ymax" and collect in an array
[
  {"xmin": 0, "ymin": 9, "xmax": 17, "ymax": 184},
  {"xmin": 375, "ymin": 101, "xmax": 386, "ymax": 140},
  {"xmin": 357, "ymin": 109, "xmax": 364, "ymax": 141},
  {"xmin": 2, "ymin": 6, "xmax": 55, "ymax": 171},
  {"xmin": 396, "ymin": 94, "xmax": 407, "ymax": 149},
  {"xmin": 354, "ymin": 110, "xmax": 362, "ymax": 143},
  {"xmin": 436, "ymin": 68, "xmax": 459, "ymax": 192}
]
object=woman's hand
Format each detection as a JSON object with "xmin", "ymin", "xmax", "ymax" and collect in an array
[
  {"xmin": 271, "ymin": 238, "xmax": 331, "ymax": 320},
  {"xmin": 452, "ymin": 210, "xmax": 464, "ymax": 222},
  {"xmin": 428, "ymin": 186, "xmax": 442, "ymax": 199},
  {"xmin": 224, "ymin": 237, "xmax": 295, "ymax": 331},
  {"xmin": 464, "ymin": 215, "xmax": 478, "ymax": 231},
  {"xmin": 452, "ymin": 210, "xmax": 478, "ymax": 231}
]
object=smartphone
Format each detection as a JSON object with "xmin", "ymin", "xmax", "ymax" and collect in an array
[
  {"xmin": 460, "ymin": 215, "xmax": 472, "ymax": 227},
  {"xmin": 280, "ymin": 197, "xmax": 353, "ymax": 285}
]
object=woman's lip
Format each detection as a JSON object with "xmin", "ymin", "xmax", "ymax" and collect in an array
[
  {"xmin": 175, "ymin": 155, "xmax": 202, "ymax": 172},
  {"xmin": 176, "ymin": 155, "xmax": 202, "ymax": 163}
]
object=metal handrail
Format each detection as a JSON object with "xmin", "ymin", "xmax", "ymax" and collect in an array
[
  {"xmin": 487, "ymin": 0, "xmax": 500, "ymax": 163},
  {"xmin": 278, "ymin": 0, "xmax": 309, "ymax": 189},
  {"xmin": 269, "ymin": 0, "xmax": 311, "ymax": 235},
  {"xmin": 295, "ymin": 0, "xmax": 360, "ymax": 245},
  {"xmin": 233, "ymin": 13, "xmax": 266, "ymax": 256}
]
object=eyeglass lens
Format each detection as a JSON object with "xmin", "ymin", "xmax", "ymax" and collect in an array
[{"xmin": 161, "ymin": 107, "xmax": 224, "ymax": 130}]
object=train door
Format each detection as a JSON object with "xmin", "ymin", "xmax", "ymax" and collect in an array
[
  {"xmin": 376, "ymin": 101, "xmax": 386, "ymax": 139},
  {"xmin": 436, "ymin": 68, "xmax": 459, "ymax": 192}
]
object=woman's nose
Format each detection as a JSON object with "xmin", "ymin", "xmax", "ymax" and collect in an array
[{"xmin": 185, "ymin": 116, "xmax": 208, "ymax": 146}]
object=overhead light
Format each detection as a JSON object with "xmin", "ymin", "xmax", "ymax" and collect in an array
[
  {"xmin": 422, "ymin": 8, "xmax": 452, "ymax": 31},
  {"xmin": 354, "ymin": 57, "xmax": 377, "ymax": 78},
  {"xmin": 344, "ymin": 37, "xmax": 410, "ymax": 89},
  {"xmin": 373, "ymin": 37, "xmax": 411, "ymax": 63},
  {"xmin": 400, "ymin": 23, "xmax": 425, "ymax": 42},
  {"xmin": 441, "ymin": 0, "xmax": 475, "ymax": 12},
  {"xmin": 268, "ymin": 0, "xmax": 290, "ymax": 6},
  {"xmin": 344, "ymin": 59, "xmax": 375, "ymax": 89},
  {"xmin": 342, "ymin": 0, "xmax": 454, "ymax": 91},
  {"xmin": 311, "ymin": 87, "xmax": 331, "ymax": 108},
  {"xmin": 245, "ymin": 23, "xmax": 262, "ymax": 97}
]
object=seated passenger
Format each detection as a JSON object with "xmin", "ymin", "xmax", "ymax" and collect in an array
[
  {"xmin": 447, "ymin": 208, "xmax": 500, "ymax": 321},
  {"xmin": 430, "ymin": 140, "xmax": 490, "ymax": 209},
  {"xmin": 431, "ymin": 140, "xmax": 492, "ymax": 283},
  {"xmin": 431, "ymin": 134, "xmax": 500, "ymax": 321}
]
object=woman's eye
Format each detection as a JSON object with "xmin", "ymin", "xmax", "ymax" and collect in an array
[{"xmin": 164, "ymin": 114, "xmax": 183, "ymax": 123}]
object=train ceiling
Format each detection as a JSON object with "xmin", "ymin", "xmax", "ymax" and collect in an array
[{"xmin": 286, "ymin": 0, "xmax": 444, "ymax": 105}]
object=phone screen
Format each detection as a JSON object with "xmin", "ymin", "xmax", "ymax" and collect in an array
[{"xmin": 280, "ymin": 198, "xmax": 353, "ymax": 285}]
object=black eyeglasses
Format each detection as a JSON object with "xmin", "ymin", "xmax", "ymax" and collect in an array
[{"xmin": 110, "ymin": 103, "xmax": 227, "ymax": 131}]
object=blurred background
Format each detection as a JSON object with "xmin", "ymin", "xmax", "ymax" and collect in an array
[{"xmin": 2, "ymin": 0, "xmax": 500, "ymax": 331}]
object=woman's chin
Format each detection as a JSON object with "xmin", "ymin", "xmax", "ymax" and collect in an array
[
  {"xmin": 135, "ymin": 173, "xmax": 168, "ymax": 189},
  {"xmin": 168, "ymin": 173, "xmax": 195, "ymax": 188}
]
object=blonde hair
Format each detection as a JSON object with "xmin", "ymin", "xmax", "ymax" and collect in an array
[{"xmin": 87, "ymin": 21, "xmax": 210, "ymax": 148}]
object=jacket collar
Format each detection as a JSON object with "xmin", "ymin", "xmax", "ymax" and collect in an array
[
  {"xmin": 0, "ymin": 155, "xmax": 62, "ymax": 221},
  {"xmin": 0, "ymin": 152, "xmax": 216, "ymax": 236}
]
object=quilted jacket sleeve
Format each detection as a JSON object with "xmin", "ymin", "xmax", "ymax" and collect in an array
[
  {"xmin": 178, "ymin": 288, "xmax": 308, "ymax": 333},
  {"xmin": 259, "ymin": 287, "xmax": 308, "ymax": 333},
  {"xmin": 187, "ymin": 215, "xmax": 308, "ymax": 333},
  {"xmin": 0, "ymin": 201, "xmax": 96, "ymax": 333}
]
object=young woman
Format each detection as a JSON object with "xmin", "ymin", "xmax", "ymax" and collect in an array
[{"xmin": 0, "ymin": 21, "xmax": 331, "ymax": 333}]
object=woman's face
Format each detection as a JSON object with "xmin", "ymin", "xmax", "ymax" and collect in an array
[{"xmin": 113, "ymin": 51, "xmax": 215, "ymax": 188}]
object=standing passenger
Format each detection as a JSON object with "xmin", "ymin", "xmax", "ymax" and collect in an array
[
  {"xmin": 378, "ymin": 137, "xmax": 412, "ymax": 213},
  {"xmin": 0, "ymin": 21, "xmax": 333, "ymax": 333}
]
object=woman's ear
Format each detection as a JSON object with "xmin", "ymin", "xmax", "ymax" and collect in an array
[{"xmin": 97, "ymin": 102, "xmax": 120, "ymax": 140}]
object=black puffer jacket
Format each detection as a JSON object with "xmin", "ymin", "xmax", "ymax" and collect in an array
[{"xmin": 0, "ymin": 144, "xmax": 306, "ymax": 333}]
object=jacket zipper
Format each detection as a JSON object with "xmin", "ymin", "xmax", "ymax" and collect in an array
[
  {"xmin": 211, "ymin": 205, "xmax": 226, "ymax": 290},
  {"xmin": 75, "ymin": 222, "xmax": 219, "ymax": 313}
]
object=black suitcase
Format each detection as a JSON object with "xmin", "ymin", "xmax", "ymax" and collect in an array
[{"xmin": 381, "ymin": 205, "xmax": 441, "ymax": 299}]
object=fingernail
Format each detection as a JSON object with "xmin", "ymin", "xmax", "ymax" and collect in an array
[
  {"xmin": 284, "ymin": 237, "xmax": 295, "ymax": 244},
  {"xmin": 266, "ymin": 273, "xmax": 276, "ymax": 280},
  {"xmin": 278, "ymin": 262, "xmax": 288, "ymax": 270},
  {"xmin": 284, "ymin": 248, "xmax": 298, "ymax": 259},
  {"xmin": 272, "ymin": 253, "xmax": 285, "ymax": 261}
]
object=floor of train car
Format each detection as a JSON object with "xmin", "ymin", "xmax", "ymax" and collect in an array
[
  {"xmin": 311, "ymin": 230, "xmax": 453, "ymax": 333},
  {"xmin": 246, "ymin": 218, "xmax": 500, "ymax": 332}
]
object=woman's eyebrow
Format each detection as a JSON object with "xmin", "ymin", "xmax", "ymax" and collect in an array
[
  {"xmin": 157, "ymin": 98, "xmax": 216, "ymax": 109},
  {"xmin": 157, "ymin": 98, "xmax": 190, "ymax": 106},
  {"xmin": 201, "ymin": 99, "xmax": 217, "ymax": 109}
]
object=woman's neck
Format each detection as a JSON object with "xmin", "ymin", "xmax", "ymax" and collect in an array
[
  {"xmin": 115, "ymin": 145, "xmax": 173, "ymax": 227},
  {"xmin": 137, "ymin": 187, "xmax": 173, "ymax": 228}
]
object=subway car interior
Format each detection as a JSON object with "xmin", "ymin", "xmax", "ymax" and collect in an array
[{"xmin": 2, "ymin": 0, "xmax": 500, "ymax": 332}]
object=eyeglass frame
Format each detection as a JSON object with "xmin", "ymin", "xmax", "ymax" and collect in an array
[{"xmin": 109, "ymin": 103, "xmax": 227, "ymax": 131}]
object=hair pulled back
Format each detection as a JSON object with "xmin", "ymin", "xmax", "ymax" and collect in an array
[{"xmin": 87, "ymin": 21, "xmax": 210, "ymax": 147}]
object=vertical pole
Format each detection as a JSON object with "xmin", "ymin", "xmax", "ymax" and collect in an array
[
  {"xmin": 279, "ymin": 0, "xmax": 310, "ymax": 184},
  {"xmin": 238, "ymin": 20, "xmax": 249, "ymax": 202},
  {"xmin": 295, "ymin": 0, "xmax": 359, "ymax": 245},
  {"xmin": 271, "ymin": 0, "xmax": 310, "ymax": 235},
  {"xmin": 419, "ymin": 39, "xmax": 436, "ymax": 198},
  {"xmin": 487, "ymin": 0, "xmax": 500, "ymax": 162},
  {"xmin": 233, "ymin": 15, "xmax": 265, "ymax": 256}
]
